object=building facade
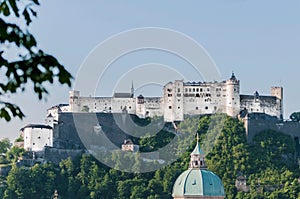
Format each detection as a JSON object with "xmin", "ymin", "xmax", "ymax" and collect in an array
[
  {"xmin": 68, "ymin": 73, "xmax": 283, "ymax": 122},
  {"xmin": 21, "ymin": 124, "xmax": 53, "ymax": 151}
]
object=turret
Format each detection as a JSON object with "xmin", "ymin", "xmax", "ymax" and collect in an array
[
  {"xmin": 226, "ymin": 73, "xmax": 240, "ymax": 117},
  {"xmin": 189, "ymin": 134, "xmax": 206, "ymax": 169},
  {"xmin": 69, "ymin": 90, "xmax": 80, "ymax": 112},
  {"xmin": 271, "ymin": 87, "xmax": 283, "ymax": 119}
]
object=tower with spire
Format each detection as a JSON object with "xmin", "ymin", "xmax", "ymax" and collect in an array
[{"xmin": 130, "ymin": 81, "xmax": 134, "ymax": 98}]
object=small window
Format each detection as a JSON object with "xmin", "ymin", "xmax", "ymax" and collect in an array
[
  {"xmin": 178, "ymin": 88, "xmax": 180, "ymax": 92},
  {"xmin": 169, "ymin": 106, "xmax": 172, "ymax": 109},
  {"xmin": 129, "ymin": 106, "xmax": 131, "ymax": 109},
  {"xmin": 193, "ymin": 88, "xmax": 195, "ymax": 92},
  {"xmin": 178, "ymin": 107, "xmax": 180, "ymax": 109},
  {"xmin": 200, "ymin": 88, "xmax": 203, "ymax": 92},
  {"xmin": 189, "ymin": 88, "xmax": 191, "ymax": 92},
  {"xmin": 33, "ymin": 143, "xmax": 35, "ymax": 145},
  {"xmin": 38, "ymin": 136, "xmax": 41, "ymax": 139},
  {"xmin": 205, "ymin": 106, "xmax": 208, "ymax": 110},
  {"xmin": 196, "ymin": 107, "xmax": 199, "ymax": 110},
  {"xmin": 196, "ymin": 88, "xmax": 199, "ymax": 92}
]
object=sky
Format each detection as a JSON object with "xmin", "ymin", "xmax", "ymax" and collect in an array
[{"xmin": 1, "ymin": 0, "xmax": 300, "ymax": 141}]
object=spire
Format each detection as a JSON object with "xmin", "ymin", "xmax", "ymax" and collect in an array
[
  {"xmin": 189, "ymin": 133, "xmax": 206, "ymax": 169},
  {"xmin": 230, "ymin": 71, "xmax": 237, "ymax": 81},
  {"xmin": 130, "ymin": 81, "xmax": 134, "ymax": 98}
]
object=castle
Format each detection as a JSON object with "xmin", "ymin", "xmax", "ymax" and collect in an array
[{"xmin": 68, "ymin": 73, "xmax": 283, "ymax": 122}]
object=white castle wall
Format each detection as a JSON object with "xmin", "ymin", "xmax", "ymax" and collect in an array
[
  {"xmin": 67, "ymin": 74, "xmax": 283, "ymax": 122},
  {"xmin": 22, "ymin": 125, "xmax": 53, "ymax": 151}
]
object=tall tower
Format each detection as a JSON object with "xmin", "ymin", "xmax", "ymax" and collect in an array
[
  {"xmin": 226, "ymin": 73, "xmax": 240, "ymax": 117},
  {"xmin": 69, "ymin": 90, "xmax": 80, "ymax": 112},
  {"xmin": 271, "ymin": 87, "xmax": 283, "ymax": 119}
]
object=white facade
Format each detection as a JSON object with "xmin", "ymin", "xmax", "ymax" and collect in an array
[
  {"xmin": 21, "ymin": 124, "xmax": 53, "ymax": 151},
  {"xmin": 67, "ymin": 74, "xmax": 283, "ymax": 122}
]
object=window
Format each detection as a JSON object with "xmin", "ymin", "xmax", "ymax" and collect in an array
[
  {"xmin": 168, "ymin": 94, "xmax": 172, "ymax": 97},
  {"xmin": 178, "ymin": 88, "xmax": 180, "ymax": 92},
  {"xmin": 196, "ymin": 107, "xmax": 199, "ymax": 110},
  {"xmin": 196, "ymin": 88, "xmax": 199, "ymax": 92},
  {"xmin": 178, "ymin": 107, "xmax": 180, "ymax": 109},
  {"xmin": 33, "ymin": 143, "xmax": 35, "ymax": 145},
  {"xmin": 189, "ymin": 88, "xmax": 191, "ymax": 92},
  {"xmin": 193, "ymin": 88, "xmax": 195, "ymax": 92},
  {"xmin": 205, "ymin": 106, "xmax": 208, "ymax": 110},
  {"xmin": 200, "ymin": 88, "xmax": 203, "ymax": 92},
  {"xmin": 207, "ymin": 88, "xmax": 210, "ymax": 92},
  {"xmin": 169, "ymin": 106, "xmax": 172, "ymax": 109},
  {"xmin": 38, "ymin": 136, "xmax": 41, "ymax": 139}
]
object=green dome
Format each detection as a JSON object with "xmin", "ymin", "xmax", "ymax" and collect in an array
[{"xmin": 172, "ymin": 169, "xmax": 225, "ymax": 198}]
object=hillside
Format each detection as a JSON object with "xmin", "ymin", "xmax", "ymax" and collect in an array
[{"xmin": 0, "ymin": 114, "xmax": 299, "ymax": 199}]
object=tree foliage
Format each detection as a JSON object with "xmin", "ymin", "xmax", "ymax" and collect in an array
[
  {"xmin": 0, "ymin": 115, "xmax": 299, "ymax": 198},
  {"xmin": 0, "ymin": 0, "xmax": 72, "ymax": 121},
  {"xmin": 290, "ymin": 112, "xmax": 300, "ymax": 122}
]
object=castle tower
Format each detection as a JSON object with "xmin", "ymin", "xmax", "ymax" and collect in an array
[
  {"xmin": 226, "ymin": 73, "xmax": 240, "ymax": 117},
  {"xmin": 172, "ymin": 134, "xmax": 225, "ymax": 199},
  {"xmin": 69, "ymin": 90, "xmax": 80, "ymax": 112},
  {"xmin": 271, "ymin": 87, "xmax": 283, "ymax": 119},
  {"xmin": 163, "ymin": 82, "xmax": 175, "ymax": 122}
]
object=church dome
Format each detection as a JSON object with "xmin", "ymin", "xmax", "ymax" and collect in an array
[
  {"xmin": 172, "ymin": 169, "xmax": 225, "ymax": 198},
  {"xmin": 172, "ymin": 135, "xmax": 225, "ymax": 198}
]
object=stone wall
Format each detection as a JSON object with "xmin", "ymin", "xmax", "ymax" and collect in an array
[{"xmin": 243, "ymin": 113, "xmax": 300, "ymax": 154}]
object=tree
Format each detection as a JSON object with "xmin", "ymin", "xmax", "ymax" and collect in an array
[
  {"xmin": 290, "ymin": 112, "xmax": 300, "ymax": 122},
  {"xmin": 0, "ymin": 138, "xmax": 11, "ymax": 154},
  {"xmin": 0, "ymin": 0, "xmax": 72, "ymax": 121},
  {"xmin": 5, "ymin": 146, "xmax": 24, "ymax": 162}
]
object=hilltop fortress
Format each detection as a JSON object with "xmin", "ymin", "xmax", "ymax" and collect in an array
[
  {"xmin": 17, "ymin": 73, "xmax": 300, "ymax": 165},
  {"xmin": 68, "ymin": 73, "xmax": 283, "ymax": 122}
]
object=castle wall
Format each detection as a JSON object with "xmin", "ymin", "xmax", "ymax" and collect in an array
[
  {"xmin": 244, "ymin": 114, "xmax": 300, "ymax": 145},
  {"xmin": 240, "ymin": 95, "xmax": 281, "ymax": 118},
  {"xmin": 67, "ymin": 74, "xmax": 283, "ymax": 122}
]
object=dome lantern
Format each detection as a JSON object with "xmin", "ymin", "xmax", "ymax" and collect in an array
[{"xmin": 172, "ymin": 133, "xmax": 226, "ymax": 199}]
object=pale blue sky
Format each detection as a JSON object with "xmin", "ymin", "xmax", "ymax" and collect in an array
[{"xmin": 1, "ymin": 0, "xmax": 300, "ymax": 140}]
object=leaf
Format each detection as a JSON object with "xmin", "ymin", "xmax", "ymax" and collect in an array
[
  {"xmin": 29, "ymin": 8, "xmax": 37, "ymax": 17},
  {"xmin": 22, "ymin": 8, "xmax": 31, "ymax": 25},
  {"xmin": 2, "ymin": 2, "xmax": 10, "ymax": 16},
  {"xmin": 8, "ymin": 0, "xmax": 19, "ymax": 17},
  {"xmin": 31, "ymin": 0, "xmax": 40, "ymax": 6}
]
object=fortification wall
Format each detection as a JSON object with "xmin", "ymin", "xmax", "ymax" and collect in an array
[
  {"xmin": 44, "ymin": 147, "xmax": 85, "ymax": 165},
  {"xmin": 245, "ymin": 114, "xmax": 300, "ymax": 145}
]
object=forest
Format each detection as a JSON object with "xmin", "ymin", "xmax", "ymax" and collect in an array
[{"xmin": 0, "ymin": 114, "xmax": 299, "ymax": 199}]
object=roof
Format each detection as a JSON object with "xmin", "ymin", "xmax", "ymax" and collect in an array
[
  {"xmin": 113, "ymin": 92, "xmax": 132, "ymax": 98},
  {"xmin": 172, "ymin": 169, "xmax": 225, "ymax": 197},
  {"xmin": 20, "ymin": 124, "xmax": 52, "ymax": 131},
  {"xmin": 47, "ymin": 104, "xmax": 69, "ymax": 111},
  {"xmin": 191, "ymin": 142, "xmax": 205, "ymax": 155}
]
